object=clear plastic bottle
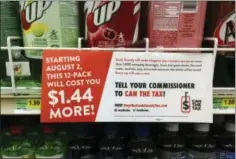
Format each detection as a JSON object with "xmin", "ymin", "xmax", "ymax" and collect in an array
[
  {"xmin": 66, "ymin": 124, "xmax": 96, "ymax": 159},
  {"xmin": 127, "ymin": 125, "xmax": 157, "ymax": 159},
  {"xmin": 216, "ymin": 122, "xmax": 235, "ymax": 159},
  {"xmin": 187, "ymin": 123, "xmax": 216, "ymax": 159},
  {"xmin": 98, "ymin": 124, "xmax": 125, "ymax": 159},
  {"xmin": 26, "ymin": 125, "xmax": 40, "ymax": 146},
  {"xmin": 157, "ymin": 123, "xmax": 186, "ymax": 159},
  {"xmin": 211, "ymin": 116, "xmax": 225, "ymax": 141}
]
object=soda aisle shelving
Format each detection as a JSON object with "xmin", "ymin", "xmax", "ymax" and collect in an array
[
  {"xmin": 0, "ymin": 37, "xmax": 235, "ymax": 116},
  {"xmin": 0, "ymin": 1, "xmax": 235, "ymax": 159},
  {"xmin": 0, "ymin": 88, "xmax": 235, "ymax": 115},
  {"xmin": 1, "ymin": 1, "xmax": 235, "ymax": 117}
]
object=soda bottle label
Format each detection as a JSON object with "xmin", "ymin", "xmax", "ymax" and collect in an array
[
  {"xmin": 2, "ymin": 147, "xmax": 34, "ymax": 159},
  {"xmin": 35, "ymin": 153, "xmax": 64, "ymax": 159},
  {"xmin": 214, "ymin": 11, "xmax": 235, "ymax": 47},
  {"xmin": 80, "ymin": 155, "xmax": 96, "ymax": 159},
  {"xmin": 127, "ymin": 152, "xmax": 158, "ymax": 159},
  {"xmin": 223, "ymin": 152, "xmax": 235, "ymax": 159},
  {"xmin": 159, "ymin": 150, "xmax": 186, "ymax": 159},
  {"xmin": 20, "ymin": 1, "xmax": 79, "ymax": 59},
  {"xmin": 99, "ymin": 151, "xmax": 125, "ymax": 159},
  {"xmin": 102, "ymin": 156, "xmax": 124, "ymax": 159},
  {"xmin": 216, "ymin": 150, "xmax": 235, "ymax": 159},
  {"xmin": 2, "ymin": 154, "xmax": 34, "ymax": 159},
  {"xmin": 127, "ymin": 156, "xmax": 158, "ymax": 159},
  {"xmin": 205, "ymin": 1, "xmax": 235, "ymax": 50},
  {"xmin": 148, "ymin": 1, "xmax": 207, "ymax": 48},
  {"xmin": 84, "ymin": 1, "xmax": 141, "ymax": 47},
  {"xmin": 187, "ymin": 150, "xmax": 216, "ymax": 159}
]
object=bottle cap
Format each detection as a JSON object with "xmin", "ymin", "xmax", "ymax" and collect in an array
[
  {"xmin": 164, "ymin": 123, "xmax": 179, "ymax": 132},
  {"xmin": 9, "ymin": 125, "xmax": 24, "ymax": 135},
  {"xmin": 136, "ymin": 127, "xmax": 149, "ymax": 137},
  {"xmin": 224, "ymin": 122, "xmax": 235, "ymax": 132},
  {"xmin": 43, "ymin": 124, "xmax": 55, "ymax": 134},
  {"xmin": 213, "ymin": 115, "xmax": 225, "ymax": 123},
  {"xmin": 104, "ymin": 124, "xmax": 116, "ymax": 133},
  {"xmin": 76, "ymin": 125, "xmax": 87, "ymax": 137},
  {"xmin": 194, "ymin": 123, "xmax": 209, "ymax": 132}
]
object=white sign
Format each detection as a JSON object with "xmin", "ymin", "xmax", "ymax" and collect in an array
[
  {"xmin": 41, "ymin": 50, "xmax": 213, "ymax": 123},
  {"xmin": 6, "ymin": 62, "xmax": 31, "ymax": 76},
  {"xmin": 97, "ymin": 52, "xmax": 213, "ymax": 123}
]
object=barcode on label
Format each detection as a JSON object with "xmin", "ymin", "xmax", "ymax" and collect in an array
[{"xmin": 182, "ymin": 1, "xmax": 198, "ymax": 12}]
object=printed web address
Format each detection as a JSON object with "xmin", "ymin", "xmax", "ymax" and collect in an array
[{"xmin": 124, "ymin": 104, "xmax": 167, "ymax": 108}]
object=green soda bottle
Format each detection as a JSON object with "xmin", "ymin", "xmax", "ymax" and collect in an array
[
  {"xmin": 0, "ymin": 2, "xmax": 30, "ymax": 86},
  {"xmin": 35, "ymin": 125, "xmax": 64, "ymax": 159},
  {"xmin": 1, "ymin": 125, "xmax": 34, "ymax": 159}
]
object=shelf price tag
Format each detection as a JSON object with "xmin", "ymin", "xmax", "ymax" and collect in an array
[
  {"xmin": 15, "ymin": 99, "xmax": 41, "ymax": 114},
  {"xmin": 213, "ymin": 97, "xmax": 235, "ymax": 109},
  {"xmin": 27, "ymin": 99, "xmax": 41, "ymax": 109},
  {"xmin": 221, "ymin": 98, "xmax": 235, "ymax": 108}
]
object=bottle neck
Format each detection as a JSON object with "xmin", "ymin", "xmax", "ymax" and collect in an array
[
  {"xmin": 11, "ymin": 133, "xmax": 23, "ymax": 138},
  {"xmin": 195, "ymin": 131, "xmax": 209, "ymax": 137},
  {"xmin": 224, "ymin": 130, "xmax": 235, "ymax": 136},
  {"xmin": 165, "ymin": 131, "xmax": 178, "ymax": 136},
  {"xmin": 44, "ymin": 132, "xmax": 55, "ymax": 139},
  {"xmin": 137, "ymin": 136, "xmax": 149, "ymax": 141},
  {"xmin": 106, "ymin": 132, "xmax": 117, "ymax": 139}
]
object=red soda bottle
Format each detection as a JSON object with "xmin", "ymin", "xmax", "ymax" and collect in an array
[{"xmin": 84, "ymin": 1, "xmax": 141, "ymax": 48}]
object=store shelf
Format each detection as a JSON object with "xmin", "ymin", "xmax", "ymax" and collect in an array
[
  {"xmin": 1, "ymin": 87, "xmax": 235, "ymax": 115},
  {"xmin": 1, "ymin": 94, "xmax": 41, "ymax": 115},
  {"xmin": 213, "ymin": 87, "xmax": 235, "ymax": 115},
  {"xmin": 0, "ymin": 37, "xmax": 235, "ymax": 116},
  {"xmin": 1, "ymin": 87, "xmax": 41, "ymax": 95},
  {"xmin": 213, "ymin": 109, "xmax": 235, "ymax": 115}
]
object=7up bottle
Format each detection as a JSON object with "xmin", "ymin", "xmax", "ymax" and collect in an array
[{"xmin": 19, "ymin": 1, "xmax": 80, "ymax": 80}]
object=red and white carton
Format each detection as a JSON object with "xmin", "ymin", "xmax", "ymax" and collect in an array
[
  {"xmin": 84, "ymin": 1, "xmax": 141, "ymax": 48},
  {"xmin": 148, "ymin": 1, "xmax": 207, "ymax": 48}
]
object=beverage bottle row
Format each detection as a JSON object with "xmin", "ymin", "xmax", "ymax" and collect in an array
[
  {"xmin": 1, "ymin": 1, "xmax": 235, "ymax": 50},
  {"xmin": 0, "ymin": 121, "xmax": 235, "ymax": 159},
  {"xmin": 0, "ymin": 1, "xmax": 235, "ymax": 87}
]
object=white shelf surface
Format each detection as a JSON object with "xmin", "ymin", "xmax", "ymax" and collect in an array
[
  {"xmin": 213, "ymin": 108, "xmax": 235, "ymax": 115},
  {"xmin": 1, "ymin": 94, "xmax": 41, "ymax": 115},
  {"xmin": 1, "ymin": 87, "xmax": 235, "ymax": 115}
]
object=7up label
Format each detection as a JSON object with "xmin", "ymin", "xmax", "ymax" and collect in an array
[
  {"xmin": 20, "ymin": 1, "xmax": 52, "ymax": 30},
  {"xmin": 181, "ymin": 92, "xmax": 191, "ymax": 113},
  {"xmin": 19, "ymin": 1, "xmax": 80, "ymax": 59},
  {"xmin": 84, "ymin": 1, "xmax": 141, "ymax": 47}
]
